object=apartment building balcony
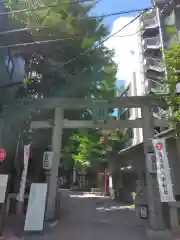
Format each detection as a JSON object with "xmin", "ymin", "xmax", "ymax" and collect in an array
[
  {"xmin": 153, "ymin": 0, "xmax": 168, "ymax": 4},
  {"xmin": 145, "ymin": 69, "xmax": 164, "ymax": 81},
  {"xmin": 144, "ymin": 57, "xmax": 165, "ymax": 73},
  {"xmin": 153, "ymin": 106, "xmax": 168, "ymax": 120},
  {"xmin": 144, "ymin": 48, "xmax": 162, "ymax": 59},
  {"xmin": 142, "ymin": 36, "xmax": 161, "ymax": 50},
  {"xmin": 141, "ymin": 18, "xmax": 159, "ymax": 33},
  {"xmin": 144, "ymin": 78, "xmax": 165, "ymax": 94}
]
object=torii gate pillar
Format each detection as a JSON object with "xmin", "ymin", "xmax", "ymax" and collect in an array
[
  {"xmin": 46, "ymin": 107, "xmax": 63, "ymax": 220},
  {"xmin": 142, "ymin": 106, "xmax": 169, "ymax": 236}
]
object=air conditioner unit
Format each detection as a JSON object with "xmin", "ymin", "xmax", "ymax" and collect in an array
[{"xmin": 43, "ymin": 151, "xmax": 53, "ymax": 170}]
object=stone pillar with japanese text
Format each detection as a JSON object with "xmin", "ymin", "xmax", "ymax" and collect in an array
[{"xmin": 141, "ymin": 106, "xmax": 166, "ymax": 231}]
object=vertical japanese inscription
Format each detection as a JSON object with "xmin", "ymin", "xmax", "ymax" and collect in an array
[{"xmin": 92, "ymin": 99, "xmax": 108, "ymax": 122}]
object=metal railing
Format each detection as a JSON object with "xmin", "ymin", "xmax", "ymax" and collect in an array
[
  {"xmin": 144, "ymin": 57, "xmax": 165, "ymax": 72},
  {"xmin": 142, "ymin": 18, "xmax": 158, "ymax": 28},
  {"xmin": 144, "ymin": 78, "xmax": 164, "ymax": 94},
  {"xmin": 143, "ymin": 36, "xmax": 161, "ymax": 48}
]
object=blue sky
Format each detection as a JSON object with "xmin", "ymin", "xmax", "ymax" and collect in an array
[
  {"xmin": 92, "ymin": 0, "xmax": 152, "ymax": 116},
  {"xmin": 92, "ymin": 0, "xmax": 152, "ymax": 90},
  {"xmin": 93, "ymin": 0, "xmax": 152, "ymax": 116},
  {"xmin": 93, "ymin": 0, "xmax": 152, "ymax": 30}
]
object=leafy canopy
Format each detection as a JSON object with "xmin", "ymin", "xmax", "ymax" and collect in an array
[
  {"xmin": 5, "ymin": 0, "xmax": 117, "ymax": 100},
  {"xmin": 4, "ymin": 0, "xmax": 122, "ymax": 171},
  {"xmin": 162, "ymin": 42, "xmax": 180, "ymax": 133}
]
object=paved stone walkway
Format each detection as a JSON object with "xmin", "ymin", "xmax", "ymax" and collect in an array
[
  {"xmin": 50, "ymin": 190, "xmax": 147, "ymax": 240},
  {"xmin": 3, "ymin": 190, "xmax": 147, "ymax": 240}
]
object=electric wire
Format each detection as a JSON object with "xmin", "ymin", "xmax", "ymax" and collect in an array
[
  {"xmin": 0, "ymin": 37, "xmax": 83, "ymax": 49},
  {"xmin": 1, "ymin": 2, "xmax": 153, "ymax": 16},
  {"xmin": 0, "ymin": 7, "xmax": 154, "ymax": 37},
  {"xmin": 0, "ymin": 6, "xmax": 153, "ymax": 50},
  {"xmin": 0, "ymin": 0, "xmax": 96, "ymax": 16},
  {"xmin": 113, "ymin": 25, "xmax": 160, "ymax": 38},
  {"xmin": 0, "ymin": 31, "xmax": 143, "ymax": 49},
  {"xmin": 0, "ymin": 8, "xmax": 150, "ymax": 88},
  {"xmin": 4, "ymin": 5, "xmax": 153, "ymax": 17},
  {"xmin": 45, "ymin": 9, "xmax": 150, "ymax": 74}
]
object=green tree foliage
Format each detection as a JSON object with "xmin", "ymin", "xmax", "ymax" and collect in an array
[
  {"xmin": 163, "ymin": 42, "xmax": 180, "ymax": 131},
  {"xmin": 5, "ymin": 0, "xmax": 117, "ymax": 100},
  {"xmin": 66, "ymin": 127, "xmax": 125, "ymax": 174},
  {"xmin": 3, "ymin": 0, "xmax": 121, "ymax": 171}
]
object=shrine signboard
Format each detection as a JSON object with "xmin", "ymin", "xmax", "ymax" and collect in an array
[{"xmin": 152, "ymin": 139, "xmax": 175, "ymax": 202}]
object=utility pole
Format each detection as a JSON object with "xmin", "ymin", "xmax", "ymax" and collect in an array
[
  {"xmin": 142, "ymin": 106, "xmax": 165, "ymax": 230},
  {"xmin": 45, "ymin": 107, "xmax": 63, "ymax": 220}
]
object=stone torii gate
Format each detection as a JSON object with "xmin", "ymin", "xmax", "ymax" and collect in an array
[{"xmin": 29, "ymin": 96, "xmax": 168, "ymax": 235}]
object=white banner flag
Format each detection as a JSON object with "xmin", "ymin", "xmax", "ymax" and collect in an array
[
  {"xmin": 17, "ymin": 144, "xmax": 30, "ymax": 202},
  {"xmin": 0, "ymin": 174, "xmax": 8, "ymax": 203},
  {"xmin": 152, "ymin": 138, "xmax": 175, "ymax": 202}
]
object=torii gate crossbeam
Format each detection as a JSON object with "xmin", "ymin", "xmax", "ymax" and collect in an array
[
  {"xmin": 3, "ymin": 95, "xmax": 166, "ymax": 111},
  {"xmin": 28, "ymin": 97, "xmax": 168, "ymax": 236}
]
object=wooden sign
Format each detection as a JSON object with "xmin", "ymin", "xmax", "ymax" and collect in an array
[
  {"xmin": 43, "ymin": 151, "xmax": 53, "ymax": 170},
  {"xmin": 24, "ymin": 183, "xmax": 48, "ymax": 231},
  {"xmin": 140, "ymin": 205, "xmax": 148, "ymax": 219},
  {"xmin": 0, "ymin": 174, "xmax": 8, "ymax": 203}
]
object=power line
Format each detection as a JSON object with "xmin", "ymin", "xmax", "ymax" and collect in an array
[
  {"xmin": 1, "ymin": 0, "xmax": 95, "ymax": 16},
  {"xmin": 112, "ymin": 29, "xmax": 141, "ymax": 38},
  {"xmin": 0, "ymin": 8, "xmax": 150, "ymax": 89},
  {"xmin": 0, "ymin": 7, "xmax": 153, "ymax": 37},
  {"xmin": 0, "ymin": 8, "xmax": 152, "ymax": 49},
  {"xmin": 112, "ymin": 25, "xmax": 160, "ymax": 38},
  {"xmin": 2, "ymin": 1, "xmax": 152, "ymax": 16},
  {"xmin": 0, "ymin": 27, "xmax": 48, "ymax": 36},
  {"xmin": 0, "ymin": 30, "xmax": 145, "ymax": 49},
  {"xmin": 0, "ymin": 37, "xmax": 82, "ymax": 49},
  {"xmin": 87, "ymin": 7, "xmax": 153, "ymax": 19},
  {"xmin": 45, "ymin": 9, "xmax": 150, "ymax": 74},
  {"xmin": 0, "ymin": 26, "xmax": 139, "ymax": 37}
]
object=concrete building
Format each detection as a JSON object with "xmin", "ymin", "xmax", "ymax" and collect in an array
[
  {"xmin": 120, "ymin": 73, "xmax": 143, "ymax": 148},
  {"xmin": 116, "ymin": 5, "xmax": 166, "ymax": 149},
  {"xmin": 138, "ymin": 7, "xmax": 168, "ymax": 128},
  {"xmin": 119, "ymin": 0, "xmax": 180, "ymax": 147},
  {"xmin": 115, "ymin": 0, "xmax": 180, "ymax": 235}
]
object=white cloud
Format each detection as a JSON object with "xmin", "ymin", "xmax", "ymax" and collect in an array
[{"xmin": 105, "ymin": 16, "xmax": 139, "ymax": 82}]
